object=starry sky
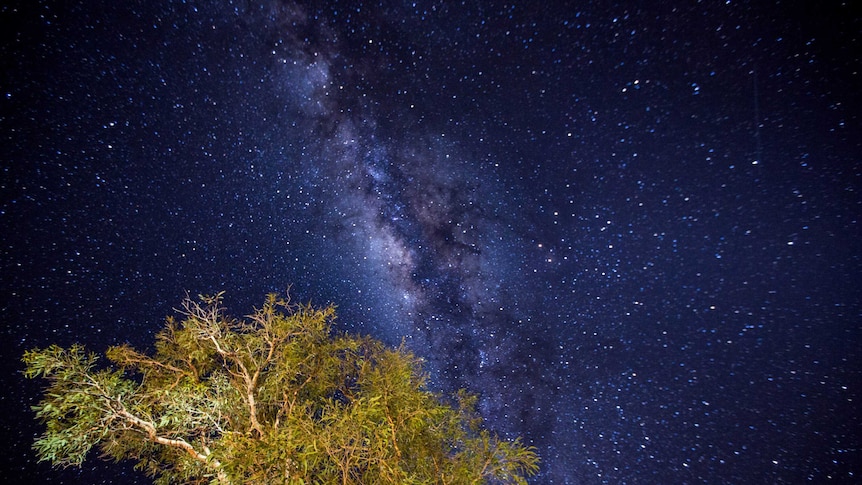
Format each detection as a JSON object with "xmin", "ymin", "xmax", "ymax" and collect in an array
[{"xmin": 1, "ymin": 1, "xmax": 860, "ymax": 483}]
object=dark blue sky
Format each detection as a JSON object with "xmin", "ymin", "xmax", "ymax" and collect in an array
[{"xmin": 2, "ymin": 1, "xmax": 859, "ymax": 483}]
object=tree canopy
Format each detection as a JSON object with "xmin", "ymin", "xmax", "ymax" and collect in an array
[{"xmin": 23, "ymin": 291, "xmax": 538, "ymax": 484}]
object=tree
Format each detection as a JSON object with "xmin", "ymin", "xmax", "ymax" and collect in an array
[{"xmin": 23, "ymin": 291, "xmax": 539, "ymax": 484}]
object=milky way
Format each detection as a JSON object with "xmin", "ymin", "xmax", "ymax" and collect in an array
[
  {"xmin": 261, "ymin": 7, "xmax": 556, "ymax": 450},
  {"xmin": 2, "ymin": 1, "xmax": 860, "ymax": 483}
]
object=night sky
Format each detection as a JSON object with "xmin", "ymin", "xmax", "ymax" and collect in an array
[{"xmin": 1, "ymin": 1, "xmax": 860, "ymax": 483}]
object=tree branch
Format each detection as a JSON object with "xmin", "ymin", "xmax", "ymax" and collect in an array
[{"xmin": 117, "ymin": 408, "xmax": 227, "ymax": 482}]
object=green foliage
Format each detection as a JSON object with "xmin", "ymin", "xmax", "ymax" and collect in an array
[{"xmin": 23, "ymin": 291, "xmax": 539, "ymax": 484}]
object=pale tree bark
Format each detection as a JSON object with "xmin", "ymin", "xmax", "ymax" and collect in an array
[{"xmin": 117, "ymin": 408, "xmax": 230, "ymax": 484}]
